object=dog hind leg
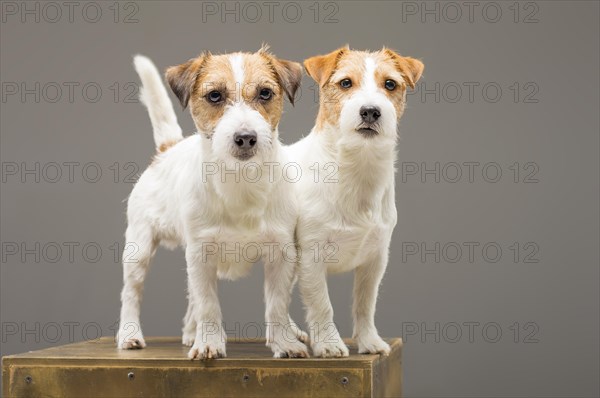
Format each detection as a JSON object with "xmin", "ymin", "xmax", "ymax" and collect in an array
[
  {"xmin": 117, "ymin": 224, "xmax": 157, "ymax": 349},
  {"xmin": 182, "ymin": 278, "xmax": 197, "ymax": 346}
]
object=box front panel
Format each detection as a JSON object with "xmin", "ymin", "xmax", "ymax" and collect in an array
[{"xmin": 6, "ymin": 364, "xmax": 367, "ymax": 398}]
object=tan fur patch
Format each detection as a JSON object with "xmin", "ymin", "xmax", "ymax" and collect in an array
[
  {"xmin": 305, "ymin": 48, "xmax": 424, "ymax": 130},
  {"xmin": 316, "ymin": 50, "xmax": 368, "ymax": 129},
  {"xmin": 382, "ymin": 49, "xmax": 424, "ymax": 89},
  {"xmin": 374, "ymin": 52, "xmax": 408, "ymax": 117},
  {"xmin": 157, "ymin": 140, "xmax": 180, "ymax": 153},
  {"xmin": 189, "ymin": 55, "xmax": 234, "ymax": 134},
  {"xmin": 242, "ymin": 53, "xmax": 284, "ymax": 130},
  {"xmin": 304, "ymin": 46, "xmax": 348, "ymax": 87},
  {"xmin": 166, "ymin": 50, "xmax": 302, "ymax": 136}
]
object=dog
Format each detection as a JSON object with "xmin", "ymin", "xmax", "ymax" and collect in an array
[
  {"xmin": 117, "ymin": 47, "xmax": 310, "ymax": 359},
  {"xmin": 286, "ymin": 46, "xmax": 424, "ymax": 357}
]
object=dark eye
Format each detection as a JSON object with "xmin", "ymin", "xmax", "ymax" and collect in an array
[
  {"xmin": 259, "ymin": 88, "xmax": 273, "ymax": 101},
  {"xmin": 385, "ymin": 79, "xmax": 397, "ymax": 91},
  {"xmin": 340, "ymin": 79, "xmax": 352, "ymax": 89},
  {"xmin": 207, "ymin": 90, "xmax": 222, "ymax": 103}
]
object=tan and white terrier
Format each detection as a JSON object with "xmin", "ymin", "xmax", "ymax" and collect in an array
[
  {"xmin": 286, "ymin": 46, "xmax": 424, "ymax": 357},
  {"xmin": 117, "ymin": 47, "xmax": 310, "ymax": 359}
]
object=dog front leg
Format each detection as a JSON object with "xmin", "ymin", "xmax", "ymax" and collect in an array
[
  {"xmin": 185, "ymin": 242, "xmax": 226, "ymax": 359},
  {"xmin": 352, "ymin": 252, "xmax": 391, "ymax": 355},
  {"xmin": 299, "ymin": 254, "xmax": 349, "ymax": 358},
  {"xmin": 263, "ymin": 245, "xmax": 309, "ymax": 358}
]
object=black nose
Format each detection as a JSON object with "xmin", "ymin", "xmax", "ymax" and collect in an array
[
  {"xmin": 234, "ymin": 131, "xmax": 257, "ymax": 149},
  {"xmin": 360, "ymin": 106, "xmax": 381, "ymax": 124}
]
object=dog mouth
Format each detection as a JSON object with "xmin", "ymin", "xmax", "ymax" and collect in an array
[
  {"xmin": 233, "ymin": 149, "xmax": 257, "ymax": 161},
  {"xmin": 356, "ymin": 126, "xmax": 379, "ymax": 137}
]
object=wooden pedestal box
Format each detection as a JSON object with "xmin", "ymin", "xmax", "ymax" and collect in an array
[{"xmin": 3, "ymin": 337, "xmax": 402, "ymax": 397}]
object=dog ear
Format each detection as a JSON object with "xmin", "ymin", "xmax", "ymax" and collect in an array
[
  {"xmin": 269, "ymin": 58, "xmax": 303, "ymax": 105},
  {"xmin": 383, "ymin": 49, "xmax": 424, "ymax": 89},
  {"xmin": 304, "ymin": 46, "xmax": 348, "ymax": 87},
  {"xmin": 259, "ymin": 47, "xmax": 303, "ymax": 105},
  {"xmin": 165, "ymin": 54, "xmax": 208, "ymax": 108}
]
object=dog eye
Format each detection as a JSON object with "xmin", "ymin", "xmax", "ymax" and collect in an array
[
  {"xmin": 259, "ymin": 88, "xmax": 273, "ymax": 101},
  {"xmin": 207, "ymin": 90, "xmax": 223, "ymax": 103},
  {"xmin": 339, "ymin": 79, "xmax": 352, "ymax": 89},
  {"xmin": 384, "ymin": 79, "xmax": 397, "ymax": 91}
]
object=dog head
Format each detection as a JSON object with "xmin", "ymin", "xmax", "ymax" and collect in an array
[
  {"xmin": 166, "ymin": 46, "xmax": 302, "ymax": 162},
  {"xmin": 305, "ymin": 46, "xmax": 423, "ymax": 141}
]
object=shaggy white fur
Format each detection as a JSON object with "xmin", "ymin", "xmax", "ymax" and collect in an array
[{"xmin": 117, "ymin": 54, "xmax": 308, "ymax": 359}]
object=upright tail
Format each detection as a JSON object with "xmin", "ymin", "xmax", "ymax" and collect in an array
[{"xmin": 133, "ymin": 55, "xmax": 183, "ymax": 152}]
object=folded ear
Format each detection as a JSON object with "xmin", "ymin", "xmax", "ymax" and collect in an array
[
  {"xmin": 384, "ymin": 49, "xmax": 424, "ymax": 89},
  {"xmin": 304, "ymin": 46, "xmax": 349, "ymax": 87},
  {"xmin": 165, "ymin": 53, "xmax": 208, "ymax": 108},
  {"xmin": 266, "ymin": 56, "xmax": 303, "ymax": 105}
]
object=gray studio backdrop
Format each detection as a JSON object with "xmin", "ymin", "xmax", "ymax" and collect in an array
[{"xmin": 1, "ymin": 1, "xmax": 598, "ymax": 397}]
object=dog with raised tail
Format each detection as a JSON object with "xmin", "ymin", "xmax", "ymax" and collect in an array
[
  {"xmin": 117, "ymin": 48, "xmax": 309, "ymax": 359},
  {"xmin": 286, "ymin": 46, "xmax": 424, "ymax": 357}
]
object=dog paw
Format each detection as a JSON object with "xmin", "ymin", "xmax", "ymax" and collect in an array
[
  {"xmin": 269, "ymin": 338, "xmax": 310, "ymax": 358},
  {"xmin": 286, "ymin": 320, "xmax": 309, "ymax": 344},
  {"xmin": 117, "ymin": 325, "xmax": 146, "ymax": 350},
  {"xmin": 120, "ymin": 337, "xmax": 146, "ymax": 349},
  {"xmin": 296, "ymin": 329, "xmax": 310, "ymax": 344},
  {"xmin": 312, "ymin": 340, "xmax": 349, "ymax": 358},
  {"xmin": 356, "ymin": 334, "xmax": 391, "ymax": 355},
  {"xmin": 188, "ymin": 341, "xmax": 226, "ymax": 360},
  {"xmin": 117, "ymin": 334, "xmax": 146, "ymax": 350}
]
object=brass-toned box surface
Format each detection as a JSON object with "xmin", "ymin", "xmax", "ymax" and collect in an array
[{"xmin": 2, "ymin": 337, "xmax": 402, "ymax": 397}]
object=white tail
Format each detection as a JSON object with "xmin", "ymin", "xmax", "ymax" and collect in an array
[{"xmin": 133, "ymin": 55, "xmax": 183, "ymax": 150}]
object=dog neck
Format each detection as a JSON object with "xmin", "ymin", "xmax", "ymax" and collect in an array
[
  {"xmin": 315, "ymin": 123, "xmax": 397, "ymax": 215},
  {"xmin": 198, "ymin": 133, "xmax": 283, "ymax": 225}
]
